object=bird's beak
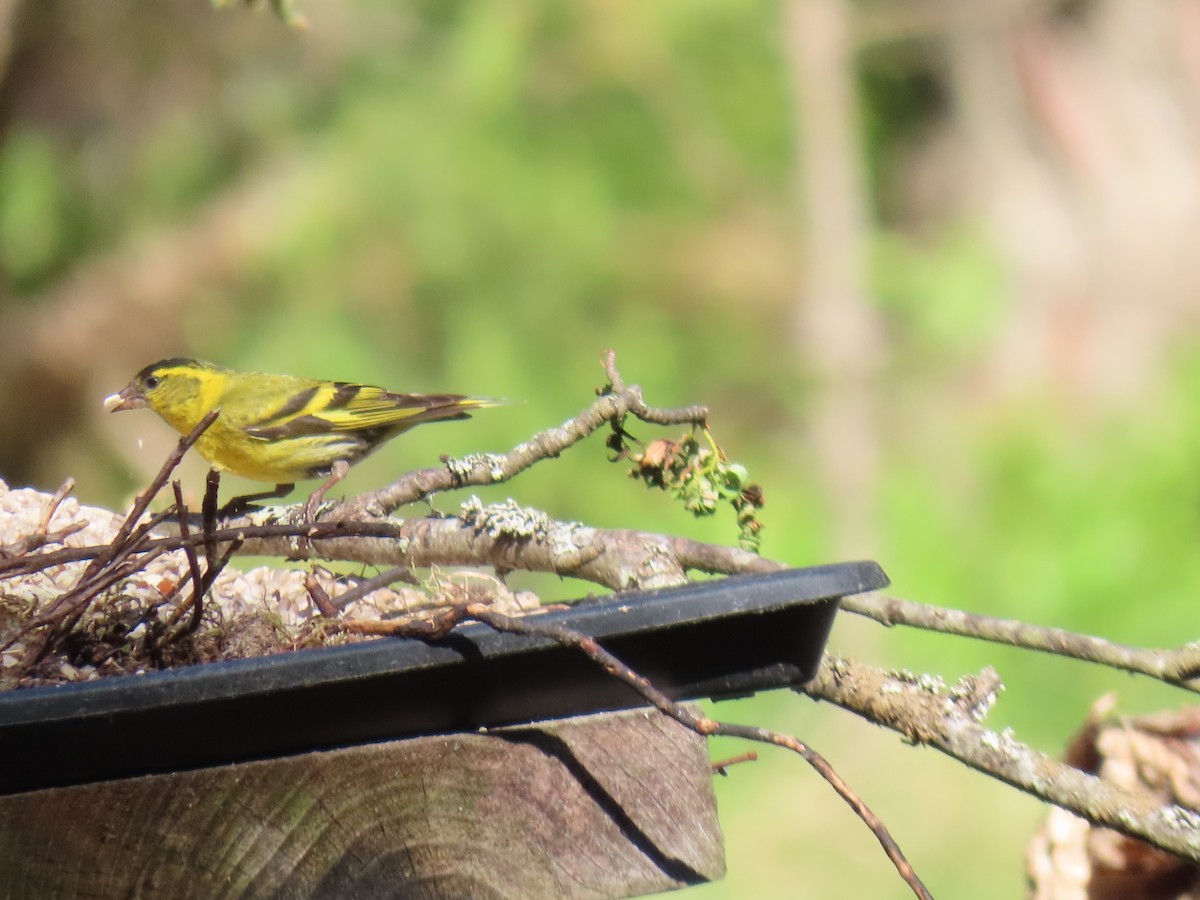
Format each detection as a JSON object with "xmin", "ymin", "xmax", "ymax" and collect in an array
[{"xmin": 103, "ymin": 383, "xmax": 147, "ymax": 413}]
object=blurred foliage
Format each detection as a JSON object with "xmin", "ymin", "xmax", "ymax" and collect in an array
[
  {"xmin": 213, "ymin": 0, "xmax": 310, "ymax": 31},
  {"xmin": 858, "ymin": 40, "xmax": 947, "ymax": 222},
  {"xmin": 0, "ymin": 130, "xmax": 77, "ymax": 289},
  {"xmin": 2, "ymin": 1, "xmax": 1200, "ymax": 897},
  {"xmin": 870, "ymin": 226, "xmax": 1006, "ymax": 364}
]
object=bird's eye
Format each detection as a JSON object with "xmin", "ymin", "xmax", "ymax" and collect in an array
[{"xmin": 144, "ymin": 375, "xmax": 161, "ymax": 390}]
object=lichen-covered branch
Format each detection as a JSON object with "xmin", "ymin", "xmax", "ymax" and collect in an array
[
  {"xmin": 4, "ymin": 503, "xmax": 774, "ymax": 594},
  {"xmin": 235, "ymin": 499, "xmax": 774, "ymax": 591},
  {"xmin": 804, "ymin": 655, "xmax": 1200, "ymax": 861}
]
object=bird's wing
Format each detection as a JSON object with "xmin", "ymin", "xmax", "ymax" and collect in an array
[{"xmin": 243, "ymin": 382, "xmax": 475, "ymax": 440}]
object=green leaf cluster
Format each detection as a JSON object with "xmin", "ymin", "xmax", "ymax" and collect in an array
[{"xmin": 616, "ymin": 427, "xmax": 763, "ymax": 552}]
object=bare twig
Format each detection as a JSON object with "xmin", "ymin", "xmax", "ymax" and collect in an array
[
  {"xmin": 3, "ymin": 413, "xmax": 218, "ymax": 659},
  {"xmin": 329, "ymin": 566, "xmax": 418, "ymax": 610},
  {"xmin": 330, "ymin": 602, "xmax": 932, "ymax": 900},
  {"xmin": 325, "ymin": 349, "xmax": 710, "ymax": 521},
  {"xmin": 158, "ymin": 475, "xmax": 243, "ymax": 643},
  {"xmin": 803, "ymin": 655, "xmax": 1200, "ymax": 861},
  {"xmin": 166, "ymin": 479, "xmax": 241, "ymax": 644},
  {"xmin": 303, "ymin": 574, "xmax": 340, "ymax": 618},
  {"xmin": 29, "ymin": 413, "xmax": 217, "ymax": 625},
  {"xmin": 0, "ymin": 479, "xmax": 86, "ymax": 558},
  {"xmin": 36, "ymin": 479, "xmax": 76, "ymax": 536},
  {"xmin": 27, "ymin": 505, "xmax": 180, "ymax": 630},
  {"xmin": 844, "ymin": 592, "xmax": 1200, "ymax": 690},
  {"xmin": 96, "ymin": 411, "xmax": 219, "ymax": 575},
  {"xmin": 10, "ymin": 542, "xmax": 177, "ymax": 665},
  {"xmin": 711, "ymin": 751, "xmax": 758, "ymax": 775},
  {"xmin": 202, "ymin": 469, "xmax": 220, "ymax": 567},
  {"xmin": 169, "ymin": 480, "xmax": 206, "ymax": 635}
]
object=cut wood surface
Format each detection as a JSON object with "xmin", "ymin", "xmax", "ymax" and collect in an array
[{"xmin": 0, "ymin": 706, "xmax": 724, "ymax": 899}]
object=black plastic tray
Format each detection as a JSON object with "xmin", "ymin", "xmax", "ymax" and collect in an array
[{"xmin": 0, "ymin": 561, "xmax": 887, "ymax": 795}]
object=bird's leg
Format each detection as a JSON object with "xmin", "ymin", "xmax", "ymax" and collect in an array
[
  {"xmin": 303, "ymin": 459, "xmax": 350, "ymax": 526},
  {"xmin": 220, "ymin": 483, "xmax": 295, "ymax": 518}
]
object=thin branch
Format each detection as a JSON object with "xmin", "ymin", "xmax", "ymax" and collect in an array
[
  {"xmin": 711, "ymin": 751, "xmax": 758, "ymax": 775},
  {"xmin": 803, "ymin": 654, "xmax": 1200, "ymax": 861},
  {"xmin": 169, "ymin": 480, "xmax": 206, "ymax": 634},
  {"xmin": 27, "ymin": 412, "xmax": 217, "ymax": 627},
  {"xmin": 10, "ymin": 542, "xmax": 176, "ymax": 665},
  {"xmin": 36, "ymin": 479, "xmax": 76, "ymax": 536},
  {"xmin": 329, "ymin": 566, "xmax": 418, "ymax": 610},
  {"xmin": 303, "ymin": 573, "xmax": 341, "ymax": 618},
  {"xmin": 843, "ymin": 592, "xmax": 1200, "ymax": 690},
  {"xmin": 26, "ymin": 505, "xmax": 179, "ymax": 630},
  {"xmin": 0, "ymin": 479, "xmax": 85, "ymax": 558},
  {"xmin": 2, "ymin": 414, "xmax": 217, "ymax": 659},
  {"xmin": 324, "ymin": 349, "xmax": 709, "ymax": 521},
  {"xmin": 95, "ymin": 411, "xmax": 219, "ymax": 573},
  {"xmin": 328, "ymin": 601, "xmax": 932, "ymax": 900},
  {"xmin": 202, "ymin": 469, "xmax": 220, "ymax": 568}
]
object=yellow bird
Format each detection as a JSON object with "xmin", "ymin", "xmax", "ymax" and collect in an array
[{"xmin": 104, "ymin": 357, "xmax": 497, "ymax": 514}]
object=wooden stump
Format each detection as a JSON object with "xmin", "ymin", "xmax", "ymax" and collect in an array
[{"xmin": 0, "ymin": 707, "xmax": 724, "ymax": 898}]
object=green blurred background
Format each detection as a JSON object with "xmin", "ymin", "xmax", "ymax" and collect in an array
[{"xmin": 4, "ymin": 0, "xmax": 1200, "ymax": 895}]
